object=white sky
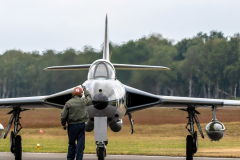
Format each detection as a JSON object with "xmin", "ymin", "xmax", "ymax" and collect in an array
[{"xmin": 0, "ymin": 0, "xmax": 240, "ymax": 54}]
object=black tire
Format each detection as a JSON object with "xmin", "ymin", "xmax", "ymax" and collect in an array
[
  {"xmin": 186, "ymin": 135, "xmax": 193, "ymax": 160},
  {"xmin": 10, "ymin": 131, "xmax": 15, "ymax": 154},
  {"xmin": 15, "ymin": 135, "xmax": 22, "ymax": 160},
  {"xmin": 98, "ymin": 147, "xmax": 105, "ymax": 160},
  {"xmin": 193, "ymin": 131, "xmax": 198, "ymax": 154}
]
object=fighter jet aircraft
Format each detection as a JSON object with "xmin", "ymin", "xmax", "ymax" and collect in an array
[{"xmin": 1, "ymin": 16, "xmax": 240, "ymax": 160}]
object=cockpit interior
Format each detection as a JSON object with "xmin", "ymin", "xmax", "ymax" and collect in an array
[{"xmin": 88, "ymin": 61, "xmax": 115, "ymax": 79}]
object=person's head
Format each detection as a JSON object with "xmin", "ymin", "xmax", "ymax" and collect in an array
[{"xmin": 72, "ymin": 87, "xmax": 82, "ymax": 97}]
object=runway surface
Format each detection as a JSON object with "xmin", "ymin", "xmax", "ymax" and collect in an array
[{"xmin": 0, "ymin": 152, "xmax": 240, "ymax": 160}]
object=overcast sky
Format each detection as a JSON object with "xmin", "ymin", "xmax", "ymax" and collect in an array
[{"xmin": 0, "ymin": 0, "xmax": 240, "ymax": 54}]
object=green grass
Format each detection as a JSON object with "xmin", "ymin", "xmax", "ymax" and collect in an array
[
  {"xmin": 1, "ymin": 122, "xmax": 240, "ymax": 157},
  {"xmin": 1, "ymin": 108, "xmax": 240, "ymax": 128}
]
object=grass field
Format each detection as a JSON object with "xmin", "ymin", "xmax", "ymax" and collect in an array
[
  {"xmin": 1, "ymin": 107, "xmax": 240, "ymax": 127},
  {"xmin": 1, "ymin": 108, "xmax": 240, "ymax": 157}
]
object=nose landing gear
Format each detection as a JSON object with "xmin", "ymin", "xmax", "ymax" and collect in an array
[
  {"xmin": 94, "ymin": 116, "xmax": 107, "ymax": 160},
  {"xmin": 4, "ymin": 105, "xmax": 28, "ymax": 160},
  {"xmin": 96, "ymin": 141, "xmax": 107, "ymax": 160},
  {"xmin": 180, "ymin": 105, "xmax": 204, "ymax": 160}
]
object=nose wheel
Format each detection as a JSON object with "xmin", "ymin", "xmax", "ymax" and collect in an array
[
  {"xmin": 96, "ymin": 141, "xmax": 106, "ymax": 160},
  {"xmin": 97, "ymin": 147, "xmax": 106, "ymax": 160}
]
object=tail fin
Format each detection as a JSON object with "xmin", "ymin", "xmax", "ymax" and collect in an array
[{"xmin": 103, "ymin": 15, "xmax": 110, "ymax": 61}]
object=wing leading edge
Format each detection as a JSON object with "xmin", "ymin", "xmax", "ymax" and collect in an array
[
  {"xmin": 0, "ymin": 96, "xmax": 49, "ymax": 109},
  {"xmin": 159, "ymin": 96, "xmax": 240, "ymax": 108},
  {"xmin": 125, "ymin": 86, "xmax": 240, "ymax": 113},
  {"xmin": 113, "ymin": 64, "xmax": 170, "ymax": 70},
  {"xmin": 44, "ymin": 64, "xmax": 91, "ymax": 71},
  {"xmin": 0, "ymin": 86, "xmax": 78, "ymax": 109}
]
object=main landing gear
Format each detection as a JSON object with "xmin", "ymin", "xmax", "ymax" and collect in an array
[
  {"xmin": 127, "ymin": 113, "xmax": 134, "ymax": 134},
  {"xmin": 180, "ymin": 105, "xmax": 204, "ymax": 160},
  {"xmin": 4, "ymin": 105, "xmax": 28, "ymax": 160}
]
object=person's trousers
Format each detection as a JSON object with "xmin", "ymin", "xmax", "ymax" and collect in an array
[{"xmin": 67, "ymin": 122, "xmax": 85, "ymax": 160}]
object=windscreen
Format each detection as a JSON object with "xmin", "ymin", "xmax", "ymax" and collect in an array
[
  {"xmin": 88, "ymin": 61, "xmax": 115, "ymax": 79},
  {"xmin": 95, "ymin": 63, "xmax": 108, "ymax": 77}
]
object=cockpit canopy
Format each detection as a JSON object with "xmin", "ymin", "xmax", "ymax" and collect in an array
[{"xmin": 88, "ymin": 60, "xmax": 115, "ymax": 79}]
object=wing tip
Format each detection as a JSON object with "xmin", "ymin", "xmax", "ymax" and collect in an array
[{"xmin": 165, "ymin": 67, "xmax": 171, "ymax": 70}]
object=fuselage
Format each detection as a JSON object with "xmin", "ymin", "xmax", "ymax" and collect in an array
[{"xmin": 83, "ymin": 59, "xmax": 127, "ymax": 132}]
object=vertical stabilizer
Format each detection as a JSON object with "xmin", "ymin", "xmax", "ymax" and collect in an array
[{"xmin": 103, "ymin": 15, "xmax": 110, "ymax": 61}]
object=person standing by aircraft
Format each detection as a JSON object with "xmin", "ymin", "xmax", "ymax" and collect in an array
[{"xmin": 61, "ymin": 85, "xmax": 92, "ymax": 160}]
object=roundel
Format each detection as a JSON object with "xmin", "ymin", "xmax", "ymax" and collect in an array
[{"xmin": 75, "ymin": 88, "xmax": 80, "ymax": 92}]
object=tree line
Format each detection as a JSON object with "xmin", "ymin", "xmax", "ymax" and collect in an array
[{"xmin": 0, "ymin": 31, "xmax": 240, "ymax": 99}]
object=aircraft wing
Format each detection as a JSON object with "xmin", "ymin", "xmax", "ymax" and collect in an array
[
  {"xmin": 0, "ymin": 87, "xmax": 76, "ymax": 109},
  {"xmin": 113, "ymin": 64, "xmax": 170, "ymax": 70},
  {"xmin": 44, "ymin": 64, "xmax": 91, "ymax": 71},
  {"xmin": 159, "ymin": 96, "xmax": 240, "ymax": 108},
  {"xmin": 124, "ymin": 85, "xmax": 240, "ymax": 113},
  {"xmin": 0, "ymin": 96, "xmax": 50, "ymax": 109}
]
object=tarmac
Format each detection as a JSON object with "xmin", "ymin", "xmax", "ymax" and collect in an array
[{"xmin": 0, "ymin": 152, "xmax": 240, "ymax": 160}]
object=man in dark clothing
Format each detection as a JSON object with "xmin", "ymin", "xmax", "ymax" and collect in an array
[{"xmin": 61, "ymin": 85, "xmax": 92, "ymax": 160}]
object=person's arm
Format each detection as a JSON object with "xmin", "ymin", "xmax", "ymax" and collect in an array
[
  {"xmin": 83, "ymin": 90, "xmax": 92, "ymax": 105},
  {"xmin": 60, "ymin": 103, "xmax": 69, "ymax": 127}
]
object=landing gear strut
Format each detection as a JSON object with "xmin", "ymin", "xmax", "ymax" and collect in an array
[
  {"xmin": 127, "ymin": 113, "xmax": 134, "ymax": 134},
  {"xmin": 94, "ymin": 117, "xmax": 107, "ymax": 160},
  {"xmin": 180, "ymin": 105, "xmax": 204, "ymax": 160},
  {"xmin": 4, "ymin": 105, "xmax": 28, "ymax": 160}
]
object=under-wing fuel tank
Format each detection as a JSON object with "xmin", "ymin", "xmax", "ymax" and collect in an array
[{"xmin": 205, "ymin": 120, "xmax": 225, "ymax": 141}]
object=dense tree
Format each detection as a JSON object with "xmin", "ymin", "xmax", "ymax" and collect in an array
[{"xmin": 0, "ymin": 31, "xmax": 240, "ymax": 99}]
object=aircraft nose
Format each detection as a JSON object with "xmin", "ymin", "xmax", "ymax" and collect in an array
[{"xmin": 92, "ymin": 92, "xmax": 108, "ymax": 110}]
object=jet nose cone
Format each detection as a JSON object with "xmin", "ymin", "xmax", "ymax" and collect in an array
[{"xmin": 92, "ymin": 93, "xmax": 108, "ymax": 110}]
